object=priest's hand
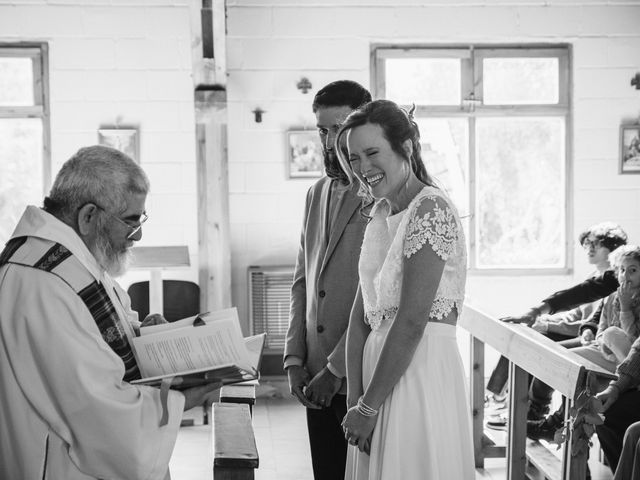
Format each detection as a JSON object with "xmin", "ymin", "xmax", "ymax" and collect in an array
[
  {"xmin": 181, "ymin": 382, "xmax": 221, "ymax": 411},
  {"xmin": 141, "ymin": 313, "xmax": 168, "ymax": 327},
  {"xmin": 304, "ymin": 366, "xmax": 342, "ymax": 408}
]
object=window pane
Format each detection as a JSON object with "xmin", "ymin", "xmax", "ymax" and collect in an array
[
  {"xmin": 0, "ymin": 118, "xmax": 43, "ymax": 244},
  {"xmin": 483, "ymin": 58, "xmax": 559, "ymax": 105},
  {"xmin": 385, "ymin": 58, "xmax": 461, "ymax": 106},
  {"xmin": 0, "ymin": 57, "xmax": 35, "ymax": 106},
  {"xmin": 476, "ymin": 117, "xmax": 565, "ymax": 268},
  {"xmin": 415, "ymin": 118, "xmax": 469, "ymax": 216}
]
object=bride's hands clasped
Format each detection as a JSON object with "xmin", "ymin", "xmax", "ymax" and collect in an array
[{"xmin": 341, "ymin": 405, "xmax": 377, "ymax": 454}]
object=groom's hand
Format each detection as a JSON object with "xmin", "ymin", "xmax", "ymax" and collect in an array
[
  {"xmin": 287, "ymin": 365, "xmax": 320, "ymax": 409},
  {"xmin": 304, "ymin": 367, "xmax": 342, "ymax": 408}
]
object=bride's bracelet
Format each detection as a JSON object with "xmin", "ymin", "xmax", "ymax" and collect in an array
[{"xmin": 356, "ymin": 396, "xmax": 378, "ymax": 417}]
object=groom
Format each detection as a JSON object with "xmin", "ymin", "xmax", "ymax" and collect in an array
[{"xmin": 284, "ymin": 80, "xmax": 371, "ymax": 479}]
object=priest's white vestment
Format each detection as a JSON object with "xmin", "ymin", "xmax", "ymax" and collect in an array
[{"xmin": 0, "ymin": 206, "xmax": 184, "ymax": 480}]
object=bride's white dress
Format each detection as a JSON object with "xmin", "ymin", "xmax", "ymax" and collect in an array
[{"xmin": 345, "ymin": 186, "xmax": 475, "ymax": 480}]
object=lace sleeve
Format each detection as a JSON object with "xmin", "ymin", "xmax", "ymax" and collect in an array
[{"xmin": 403, "ymin": 195, "xmax": 458, "ymax": 260}]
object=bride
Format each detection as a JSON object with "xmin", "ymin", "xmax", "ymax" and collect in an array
[{"xmin": 337, "ymin": 99, "xmax": 475, "ymax": 479}]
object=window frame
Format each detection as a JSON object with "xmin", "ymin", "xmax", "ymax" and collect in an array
[
  {"xmin": 372, "ymin": 44, "xmax": 572, "ymax": 275},
  {"xmin": 0, "ymin": 42, "xmax": 51, "ymax": 196}
]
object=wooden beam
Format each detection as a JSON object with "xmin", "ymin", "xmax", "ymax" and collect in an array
[
  {"xmin": 191, "ymin": 0, "xmax": 227, "ymax": 87},
  {"xmin": 196, "ymin": 89, "xmax": 231, "ymax": 313}
]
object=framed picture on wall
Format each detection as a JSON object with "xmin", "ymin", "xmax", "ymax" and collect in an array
[
  {"xmin": 287, "ymin": 130, "xmax": 324, "ymax": 179},
  {"xmin": 98, "ymin": 128, "xmax": 139, "ymax": 163},
  {"xmin": 620, "ymin": 123, "xmax": 640, "ymax": 174}
]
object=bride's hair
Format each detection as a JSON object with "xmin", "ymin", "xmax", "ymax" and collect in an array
[{"xmin": 335, "ymin": 99, "xmax": 435, "ymax": 192}]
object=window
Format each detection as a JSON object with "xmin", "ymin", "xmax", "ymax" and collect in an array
[
  {"xmin": 0, "ymin": 44, "xmax": 49, "ymax": 245},
  {"xmin": 374, "ymin": 45, "xmax": 570, "ymax": 272}
]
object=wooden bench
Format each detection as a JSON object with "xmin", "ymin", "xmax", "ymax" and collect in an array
[
  {"xmin": 212, "ymin": 403, "xmax": 259, "ymax": 479},
  {"xmin": 460, "ymin": 305, "xmax": 616, "ymax": 480},
  {"xmin": 220, "ymin": 384, "xmax": 257, "ymax": 415}
]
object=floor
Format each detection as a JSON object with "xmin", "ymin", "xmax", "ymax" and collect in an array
[{"xmin": 169, "ymin": 377, "xmax": 612, "ymax": 480}]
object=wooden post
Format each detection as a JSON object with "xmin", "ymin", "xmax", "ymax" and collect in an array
[
  {"xmin": 196, "ymin": 91, "xmax": 232, "ymax": 313},
  {"xmin": 471, "ymin": 336, "xmax": 485, "ymax": 468},
  {"xmin": 190, "ymin": 0, "xmax": 231, "ymax": 314},
  {"xmin": 507, "ymin": 362, "xmax": 529, "ymax": 480},
  {"xmin": 566, "ymin": 396, "xmax": 589, "ymax": 480}
]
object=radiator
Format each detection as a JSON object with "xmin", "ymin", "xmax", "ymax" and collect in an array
[{"xmin": 248, "ymin": 265, "xmax": 294, "ymax": 354}]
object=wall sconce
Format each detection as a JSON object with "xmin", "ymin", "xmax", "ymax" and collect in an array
[
  {"xmin": 252, "ymin": 107, "xmax": 265, "ymax": 123},
  {"xmin": 297, "ymin": 77, "xmax": 312, "ymax": 94},
  {"xmin": 632, "ymin": 72, "xmax": 640, "ymax": 90}
]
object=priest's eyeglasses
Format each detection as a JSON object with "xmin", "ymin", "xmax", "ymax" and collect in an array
[{"xmin": 93, "ymin": 203, "xmax": 148, "ymax": 239}]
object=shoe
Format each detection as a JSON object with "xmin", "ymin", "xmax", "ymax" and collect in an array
[
  {"xmin": 485, "ymin": 393, "xmax": 508, "ymax": 412},
  {"xmin": 527, "ymin": 410, "xmax": 564, "ymax": 442},
  {"xmin": 486, "ymin": 400, "xmax": 507, "ymax": 415},
  {"xmin": 486, "ymin": 413, "xmax": 507, "ymax": 430},
  {"xmin": 527, "ymin": 400, "xmax": 550, "ymax": 421}
]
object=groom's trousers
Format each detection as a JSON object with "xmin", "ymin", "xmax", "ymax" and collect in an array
[{"xmin": 306, "ymin": 393, "xmax": 348, "ymax": 480}]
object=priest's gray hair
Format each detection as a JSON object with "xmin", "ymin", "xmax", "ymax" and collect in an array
[{"xmin": 46, "ymin": 145, "xmax": 149, "ymax": 219}]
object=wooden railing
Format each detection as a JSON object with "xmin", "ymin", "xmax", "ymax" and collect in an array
[{"xmin": 459, "ymin": 305, "xmax": 616, "ymax": 480}]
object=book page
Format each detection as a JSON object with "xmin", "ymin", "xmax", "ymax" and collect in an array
[
  {"xmin": 244, "ymin": 333, "xmax": 267, "ymax": 370},
  {"xmin": 132, "ymin": 310, "xmax": 251, "ymax": 378}
]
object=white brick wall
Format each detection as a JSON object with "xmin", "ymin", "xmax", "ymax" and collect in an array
[
  {"xmin": 226, "ymin": 0, "xmax": 640, "ymax": 325},
  {"xmin": 0, "ymin": 1, "xmax": 198, "ymax": 291}
]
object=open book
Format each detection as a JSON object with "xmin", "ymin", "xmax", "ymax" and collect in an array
[{"xmin": 130, "ymin": 307, "xmax": 266, "ymax": 389}]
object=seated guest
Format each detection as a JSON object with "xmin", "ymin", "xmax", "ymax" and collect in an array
[
  {"xmin": 0, "ymin": 146, "xmax": 219, "ymax": 479},
  {"xmin": 486, "ymin": 222, "xmax": 628, "ymax": 428},
  {"xmin": 531, "ymin": 224, "xmax": 628, "ymax": 339},
  {"xmin": 529, "ymin": 245, "xmax": 640, "ymax": 440},
  {"xmin": 596, "ymin": 264, "xmax": 640, "ymax": 475}
]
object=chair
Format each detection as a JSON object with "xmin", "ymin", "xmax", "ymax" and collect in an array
[
  {"xmin": 127, "ymin": 279, "xmax": 200, "ymax": 322},
  {"xmin": 127, "ymin": 280, "xmax": 209, "ymax": 425}
]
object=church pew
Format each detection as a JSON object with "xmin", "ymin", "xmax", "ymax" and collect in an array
[
  {"xmin": 220, "ymin": 384, "xmax": 256, "ymax": 415},
  {"xmin": 212, "ymin": 402, "xmax": 259, "ymax": 480},
  {"xmin": 460, "ymin": 305, "xmax": 616, "ymax": 480}
]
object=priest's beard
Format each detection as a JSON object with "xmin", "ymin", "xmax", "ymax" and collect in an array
[
  {"xmin": 323, "ymin": 149, "xmax": 348, "ymax": 185},
  {"xmin": 90, "ymin": 219, "xmax": 132, "ymax": 278}
]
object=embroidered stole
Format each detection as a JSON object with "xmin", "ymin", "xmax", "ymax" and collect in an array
[{"xmin": 0, "ymin": 236, "xmax": 141, "ymax": 382}]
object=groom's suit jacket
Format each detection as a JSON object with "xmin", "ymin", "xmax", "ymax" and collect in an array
[{"xmin": 285, "ymin": 176, "xmax": 367, "ymax": 393}]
